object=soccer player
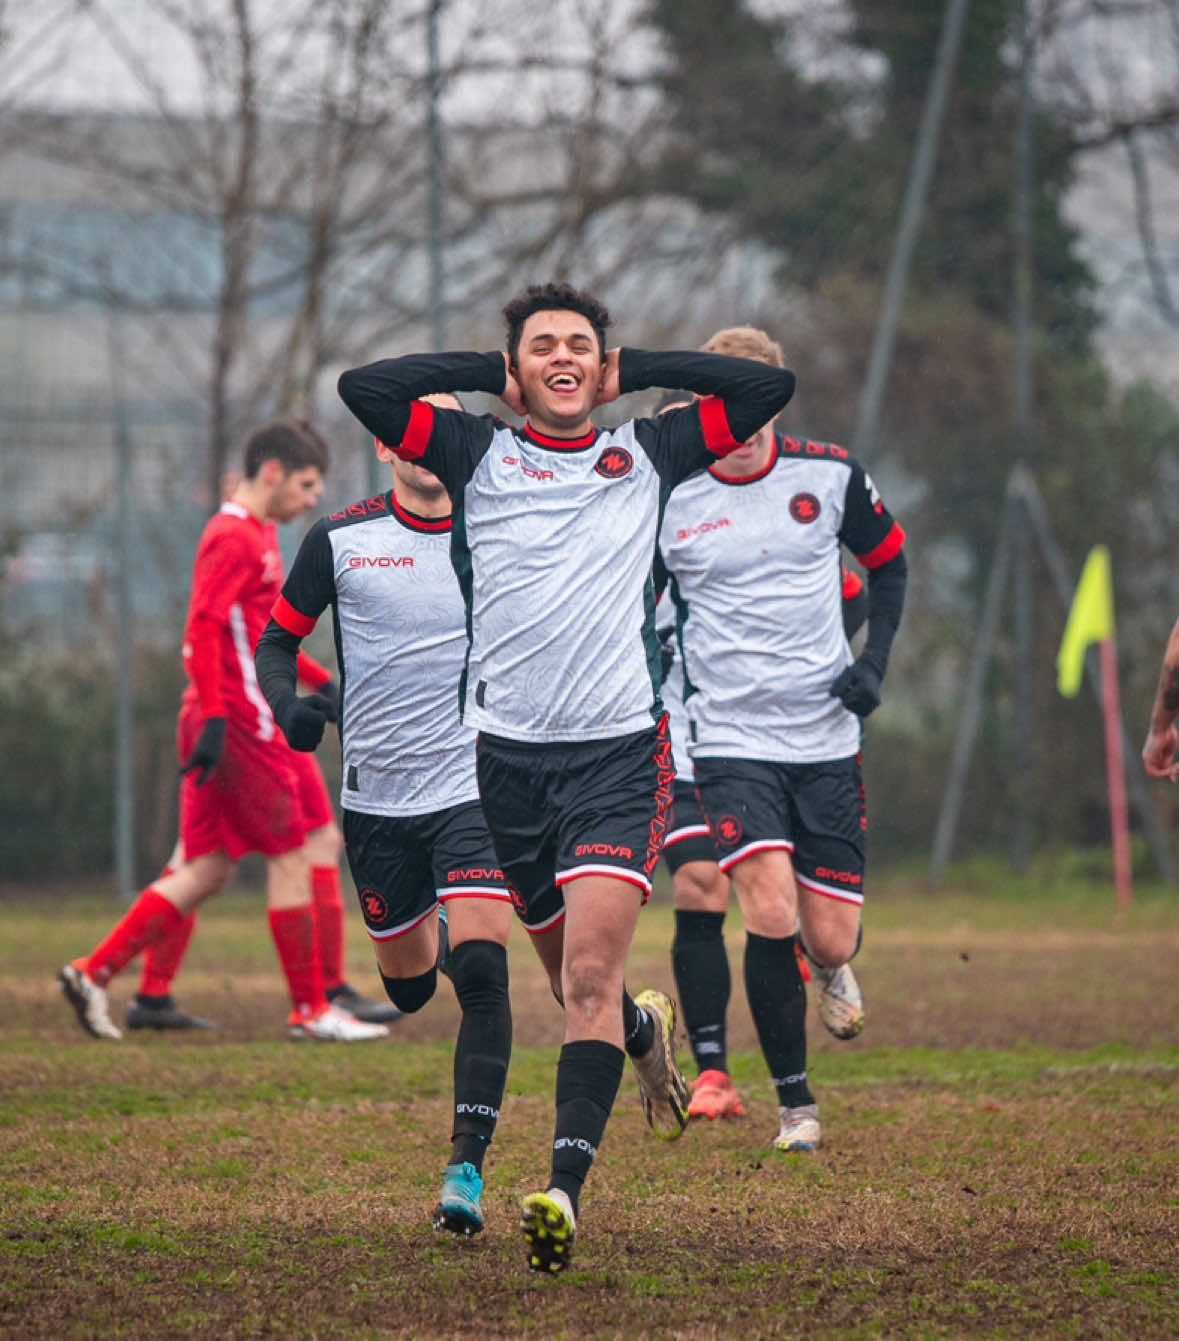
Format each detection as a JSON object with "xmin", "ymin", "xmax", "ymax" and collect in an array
[
  {"xmin": 58, "ymin": 420, "xmax": 389, "ymax": 1044},
  {"xmin": 658, "ymin": 325, "xmax": 907, "ymax": 1153},
  {"xmin": 658, "ymin": 561, "xmax": 870, "ymax": 1122},
  {"xmin": 336, "ymin": 281, "xmax": 797, "ymax": 1272},
  {"xmin": 254, "ymin": 399, "xmax": 515, "ymax": 1239}
]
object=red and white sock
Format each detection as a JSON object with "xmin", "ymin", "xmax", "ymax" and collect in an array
[
  {"xmin": 139, "ymin": 911, "xmax": 197, "ymax": 997},
  {"xmin": 311, "ymin": 866, "xmax": 346, "ymax": 994},
  {"xmin": 267, "ymin": 905, "xmax": 329, "ymax": 1019},
  {"xmin": 85, "ymin": 889, "xmax": 185, "ymax": 988}
]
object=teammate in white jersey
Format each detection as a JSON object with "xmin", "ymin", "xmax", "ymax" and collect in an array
[
  {"xmin": 658, "ymin": 545, "xmax": 870, "ymax": 1124},
  {"xmin": 254, "ymin": 398, "xmax": 514, "ymax": 1240},
  {"xmin": 658, "ymin": 326, "xmax": 907, "ymax": 1154},
  {"xmin": 337, "ymin": 282, "xmax": 797, "ymax": 1274}
]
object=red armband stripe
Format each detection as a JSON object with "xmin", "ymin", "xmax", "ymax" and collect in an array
[
  {"xmin": 397, "ymin": 399, "xmax": 435, "ymax": 461},
  {"xmin": 296, "ymin": 651, "xmax": 331, "ymax": 689},
  {"xmin": 841, "ymin": 567, "xmax": 864, "ymax": 599},
  {"xmin": 272, "ymin": 594, "xmax": 317, "ymax": 638},
  {"xmin": 698, "ymin": 396, "xmax": 742, "ymax": 456},
  {"xmin": 857, "ymin": 523, "xmax": 907, "ymax": 570}
]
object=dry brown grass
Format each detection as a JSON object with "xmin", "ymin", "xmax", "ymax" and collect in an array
[{"xmin": 2, "ymin": 879, "xmax": 1178, "ymax": 1338}]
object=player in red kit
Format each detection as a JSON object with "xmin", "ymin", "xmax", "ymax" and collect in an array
[{"xmin": 58, "ymin": 420, "xmax": 389, "ymax": 1042}]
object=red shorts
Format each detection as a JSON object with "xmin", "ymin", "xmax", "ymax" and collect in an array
[
  {"xmin": 178, "ymin": 704, "xmax": 307, "ymax": 861},
  {"xmin": 288, "ymin": 749, "xmax": 335, "ymax": 833}
]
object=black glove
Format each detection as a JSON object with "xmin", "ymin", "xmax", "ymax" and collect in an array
[
  {"xmin": 273, "ymin": 692, "xmax": 338, "ymax": 751},
  {"xmin": 829, "ymin": 654, "xmax": 885, "ymax": 718},
  {"xmin": 316, "ymin": 680, "xmax": 341, "ymax": 717},
  {"xmin": 180, "ymin": 717, "xmax": 227, "ymax": 787}
]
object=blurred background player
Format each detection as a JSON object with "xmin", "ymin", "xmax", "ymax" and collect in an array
[
  {"xmin": 58, "ymin": 420, "xmax": 389, "ymax": 1043},
  {"xmin": 658, "ymin": 326, "xmax": 907, "ymax": 1152},
  {"xmin": 256, "ymin": 398, "xmax": 514, "ymax": 1240},
  {"xmin": 336, "ymin": 281, "xmax": 795, "ymax": 1273},
  {"xmin": 657, "ymin": 554, "xmax": 869, "ymax": 1122}
]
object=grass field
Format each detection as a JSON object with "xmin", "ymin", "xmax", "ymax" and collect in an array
[{"xmin": 2, "ymin": 873, "xmax": 1178, "ymax": 1338}]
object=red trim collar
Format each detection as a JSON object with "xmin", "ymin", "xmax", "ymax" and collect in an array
[
  {"xmin": 523, "ymin": 421, "xmax": 599, "ymax": 450},
  {"xmin": 392, "ymin": 493, "xmax": 452, "ymax": 532}
]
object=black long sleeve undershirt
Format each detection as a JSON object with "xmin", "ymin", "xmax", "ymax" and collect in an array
[
  {"xmin": 862, "ymin": 551, "xmax": 907, "ymax": 673},
  {"xmin": 255, "ymin": 620, "xmax": 302, "ymax": 715},
  {"xmin": 337, "ymin": 348, "xmax": 795, "ymax": 451}
]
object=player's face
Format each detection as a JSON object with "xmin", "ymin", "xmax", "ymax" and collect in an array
[
  {"xmin": 513, "ymin": 309, "xmax": 603, "ymax": 432},
  {"xmin": 392, "ymin": 455, "xmax": 448, "ymax": 502},
  {"xmin": 271, "ymin": 466, "xmax": 324, "ymax": 521},
  {"xmin": 715, "ymin": 418, "xmax": 777, "ymax": 478}
]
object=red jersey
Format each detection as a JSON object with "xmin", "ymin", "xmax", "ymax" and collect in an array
[{"xmin": 182, "ymin": 503, "xmax": 330, "ymax": 738}]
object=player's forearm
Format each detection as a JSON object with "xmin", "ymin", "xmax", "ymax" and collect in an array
[
  {"xmin": 862, "ymin": 552, "xmax": 907, "ymax": 673},
  {"xmin": 296, "ymin": 651, "xmax": 332, "ymax": 691},
  {"xmin": 620, "ymin": 349, "xmax": 795, "ymax": 443},
  {"xmin": 1149, "ymin": 619, "xmax": 1179, "ymax": 730},
  {"xmin": 255, "ymin": 621, "xmax": 301, "ymax": 714},
  {"xmin": 184, "ymin": 613, "xmax": 227, "ymax": 718},
  {"xmin": 338, "ymin": 351, "xmax": 506, "ymax": 444}
]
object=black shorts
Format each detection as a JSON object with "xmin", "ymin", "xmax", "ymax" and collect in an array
[
  {"xmin": 693, "ymin": 754, "xmax": 866, "ymax": 906},
  {"xmin": 343, "ymin": 800, "xmax": 510, "ymax": 943},
  {"xmin": 475, "ymin": 719, "xmax": 673, "ymax": 934},
  {"xmin": 662, "ymin": 779, "xmax": 721, "ymax": 873}
]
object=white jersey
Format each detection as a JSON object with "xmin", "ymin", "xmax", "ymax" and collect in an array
[
  {"xmin": 273, "ymin": 492, "xmax": 478, "ymax": 817},
  {"xmin": 658, "ymin": 437, "xmax": 905, "ymax": 764},
  {"xmin": 337, "ymin": 347, "xmax": 798, "ymax": 744}
]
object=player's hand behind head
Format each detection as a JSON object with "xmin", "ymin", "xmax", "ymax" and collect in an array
[
  {"xmin": 274, "ymin": 692, "xmax": 338, "ymax": 752},
  {"xmin": 500, "ymin": 353, "xmax": 527, "ymax": 417},
  {"xmin": 180, "ymin": 717, "xmax": 228, "ymax": 787},
  {"xmin": 592, "ymin": 348, "xmax": 622, "ymax": 407}
]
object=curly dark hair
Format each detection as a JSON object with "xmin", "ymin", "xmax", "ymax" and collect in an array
[{"xmin": 502, "ymin": 281, "xmax": 612, "ymax": 365}]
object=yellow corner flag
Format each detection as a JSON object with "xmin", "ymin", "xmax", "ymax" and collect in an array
[{"xmin": 1057, "ymin": 545, "xmax": 1114, "ymax": 698}]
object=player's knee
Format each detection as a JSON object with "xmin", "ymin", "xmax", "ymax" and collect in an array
[
  {"xmin": 379, "ymin": 965, "xmax": 437, "ymax": 1013},
  {"xmin": 448, "ymin": 939, "xmax": 510, "ymax": 1011}
]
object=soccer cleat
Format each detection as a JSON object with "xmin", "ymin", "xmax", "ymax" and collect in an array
[
  {"xmin": 287, "ymin": 1004, "xmax": 389, "ymax": 1042},
  {"xmin": 58, "ymin": 963, "xmax": 122, "ymax": 1040},
  {"xmin": 687, "ymin": 1069, "xmax": 746, "ymax": 1120},
  {"xmin": 808, "ymin": 957, "xmax": 865, "ymax": 1040},
  {"xmin": 521, "ymin": 1190, "xmax": 576, "ymax": 1274},
  {"xmin": 775, "ymin": 1103, "xmax": 821, "ymax": 1152},
  {"xmin": 433, "ymin": 1162, "xmax": 484, "ymax": 1237},
  {"xmin": 630, "ymin": 988, "xmax": 690, "ymax": 1139},
  {"xmin": 326, "ymin": 982, "xmax": 402, "ymax": 1025},
  {"xmin": 126, "ymin": 994, "xmax": 219, "ymax": 1031}
]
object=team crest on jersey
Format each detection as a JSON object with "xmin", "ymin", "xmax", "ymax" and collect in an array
[
  {"xmin": 594, "ymin": 446, "xmax": 633, "ymax": 479},
  {"xmin": 789, "ymin": 492, "xmax": 821, "ymax": 524},
  {"xmin": 715, "ymin": 815, "xmax": 744, "ymax": 847},
  {"xmin": 360, "ymin": 889, "xmax": 389, "ymax": 923}
]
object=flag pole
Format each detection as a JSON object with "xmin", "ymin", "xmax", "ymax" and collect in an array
[{"xmin": 1100, "ymin": 635, "xmax": 1133, "ymax": 907}]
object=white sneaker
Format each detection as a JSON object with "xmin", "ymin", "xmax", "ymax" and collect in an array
[
  {"xmin": 288, "ymin": 1005, "xmax": 388, "ymax": 1042},
  {"xmin": 774, "ymin": 1103, "xmax": 821, "ymax": 1152},
  {"xmin": 59, "ymin": 963, "xmax": 122, "ymax": 1040},
  {"xmin": 809, "ymin": 959, "xmax": 865, "ymax": 1040}
]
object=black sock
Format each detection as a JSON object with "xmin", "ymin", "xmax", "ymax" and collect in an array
[
  {"xmin": 672, "ymin": 909, "xmax": 730, "ymax": 1075},
  {"xmin": 744, "ymin": 932, "xmax": 813, "ymax": 1109},
  {"xmin": 447, "ymin": 940, "xmax": 512, "ymax": 1173},
  {"xmin": 549, "ymin": 1039, "xmax": 624, "ymax": 1215},
  {"xmin": 621, "ymin": 989, "xmax": 654, "ymax": 1058}
]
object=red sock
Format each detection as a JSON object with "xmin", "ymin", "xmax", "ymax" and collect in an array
[
  {"xmin": 311, "ymin": 866, "xmax": 346, "ymax": 993},
  {"xmin": 139, "ymin": 912, "xmax": 197, "ymax": 997},
  {"xmin": 268, "ymin": 905, "xmax": 328, "ymax": 1019},
  {"xmin": 85, "ymin": 889, "xmax": 185, "ymax": 988}
]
